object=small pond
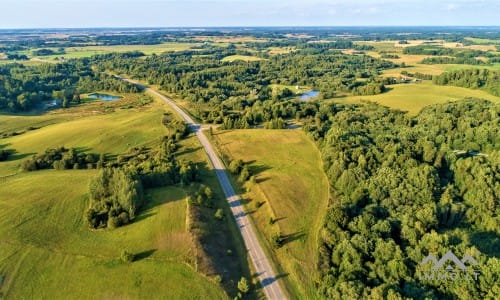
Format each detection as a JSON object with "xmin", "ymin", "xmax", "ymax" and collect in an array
[
  {"xmin": 88, "ymin": 93, "xmax": 121, "ymax": 101},
  {"xmin": 300, "ymin": 90, "xmax": 319, "ymax": 101}
]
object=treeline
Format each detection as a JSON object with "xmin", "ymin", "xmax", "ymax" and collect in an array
[
  {"xmin": 22, "ymin": 146, "xmax": 103, "ymax": 171},
  {"xmin": 32, "ymin": 48, "xmax": 65, "ymax": 56},
  {"xmin": 305, "ymin": 99, "xmax": 499, "ymax": 299},
  {"xmin": 421, "ymin": 56, "xmax": 486, "ymax": 65},
  {"xmin": 297, "ymin": 40, "xmax": 374, "ymax": 51},
  {"xmin": 400, "ymin": 71, "xmax": 433, "ymax": 80},
  {"xmin": 0, "ymin": 61, "xmax": 139, "ymax": 111},
  {"xmin": 432, "ymin": 69, "xmax": 500, "ymax": 96}
]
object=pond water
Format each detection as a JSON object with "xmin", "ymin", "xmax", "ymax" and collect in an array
[
  {"xmin": 300, "ymin": 90, "xmax": 319, "ymax": 101},
  {"xmin": 88, "ymin": 93, "xmax": 121, "ymax": 101}
]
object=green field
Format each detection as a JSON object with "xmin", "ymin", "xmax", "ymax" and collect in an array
[
  {"xmin": 0, "ymin": 99, "xmax": 166, "ymax": 177},
  {"xmin": 0, "ymin": 171, "xmax": 226, "ymax": 299},
  {"xmin": 335, "ymin": 81, "xmax": 500, "ymax": 114},
  {"xmin": 221, "ymin": 55, "xmax": 264, "ymax": 62},
  {"xmin": 382, "ymin": 62, "xmax": 500, "ymax": 77},
  {"xmin": 212, "ymin": 129, "xmax": 329, "ymax": 298},
  {"xmin": 0, "ymin": 42, "xmax": 200, "ymax": 63},
  {"xmin": 0, "ymin": 98, "xmax": 232, "ymax": 298}
]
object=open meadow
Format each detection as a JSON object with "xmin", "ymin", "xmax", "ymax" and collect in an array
[
  {"xmin": 334, "ymin": 81, "xmax": 500, "ymax": 114},
  {"xmin": 212, "ymin": 129, "xmax": 329, "ymax": 299},
  {"xmin": 0, "ymin": 95, "xmax": 233, "ymax": 299}
]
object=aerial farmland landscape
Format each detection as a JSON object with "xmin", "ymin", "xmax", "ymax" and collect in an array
[{"xmin": 0, "ymin": 1, "xmax": 499, "ymax": 299}]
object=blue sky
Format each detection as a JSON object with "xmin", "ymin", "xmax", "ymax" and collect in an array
[{"xmin": 0, "ymin": 0, "xmax": 498, "ymax": 28}]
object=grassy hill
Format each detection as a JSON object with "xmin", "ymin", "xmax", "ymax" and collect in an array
[
  {"xmin": 0, "ymin": 97, "xmax": 232, "ymax": 299},
  {"xmin": 212, "ymin": 129, "xmax": 329, "ymax": 299},
  {"xmin": 0, "ymin": 171, "xmax": 225, "ymax": 299}
]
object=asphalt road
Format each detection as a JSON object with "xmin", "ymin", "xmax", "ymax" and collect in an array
[{"xmin": 123, "ymin": 79, "xmax": 286, "ymax": 299}]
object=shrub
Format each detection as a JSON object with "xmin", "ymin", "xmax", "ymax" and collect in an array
[
  {"xmin": 121, "ymin": 250, "xmax": 135, "ymax": 263},
  {"xmin": 237, "ymin": 277, "xmax": 250, "ymax": 294},
  {"xmin": 214, "ymin": 209, "xmax": 224, "ymax": 220}
]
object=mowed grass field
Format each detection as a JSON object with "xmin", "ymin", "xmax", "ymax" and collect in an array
[
  {"xmin": 212, "ymin": 129, "xmax": 329, "ymax": 298},
  {"xmin": 335, "ymin": 81, "xmax": 500, "ymax": 114},
  {"xmin": 382, "ymin": 62, "xmax": 500, "ymax": 77},
  {"xmin": 221, "ymin": 55, "xmax": 263, "ymax": 62},
  {"xmin": 0, "ymin": 98, "xmax": 227, "ymax": 298}
]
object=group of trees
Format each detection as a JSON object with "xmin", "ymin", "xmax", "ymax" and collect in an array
[
  {"xmin": 306, "ymin": 99, "xmax": 498, "ymax": 299},
  {"xmin": 85, "ymin": 113, "xmax": 197, "ymax": 229},
  {"xmin": 86, "ymin": 168, "xmax": 144, "ymax": 229},
  {"xmin": 0, "ymin": 62, "xmax": 138, "ymax": 111},
  {"xmin": 21, "ymin": 146, "xmax": 103, "ymax": 171},
  {"xmin": 433, "ymin": 69, "xmax": 500, "ymax": 96},
  {"xmin": 32, "ymin": 48, "xmax": 65, "ymax": 56}
]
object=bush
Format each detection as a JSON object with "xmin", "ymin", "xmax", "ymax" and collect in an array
[
  {"xmin": 271, "ymin": 232, "xmax": 284, "ymax": 249},
  {"xmin": 214, "ymin": 208, "xmax": 224, "ymax": 220},
  {"xmin": 121, "ymin": 250, "xmax": 135, "ymax": 263},
  {"xmin": 229, "ymin": 159, "xmax": 244, "ymax": 174},
  {"xmin": 237, "ymin": 277, "xmax": 250, "ymax": 294}
]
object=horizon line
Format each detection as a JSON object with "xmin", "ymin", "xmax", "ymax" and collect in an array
[{"xmin": 1, "ymin": 25, "xmax": 499, "ymax": 30}]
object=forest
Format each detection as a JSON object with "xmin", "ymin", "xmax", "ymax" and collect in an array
[
  {"xmin": 90, "ymin": 47, "xmax": 394, "ymax": 127},
  {"xmin": 304, "ymin": 99, "xmax": 498, "ymax": 299}
]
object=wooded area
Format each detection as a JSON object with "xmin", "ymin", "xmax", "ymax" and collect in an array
[{"xmin": 305, "ymin": 99, "xmax": 498, "ymax": 299}]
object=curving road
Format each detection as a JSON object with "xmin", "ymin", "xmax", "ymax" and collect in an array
[{"xmin": 122, "ymin": 78, "xmax": 286, "ymax": 300}]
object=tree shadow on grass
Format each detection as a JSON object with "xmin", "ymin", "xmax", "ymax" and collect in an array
[
  {"xmin": 73, "ymin": 146, "xmax": 92, "ymax": 154},
  {"xmin": 282, "ymin": 231, "xmax": 306, "ymax": 246},
  {"xmin": 135, "ymin": 249, "xmax": 157, "ymax": 261},
  {"xmin": 249, "ymin": 164, "xmax": 272, "ymax": 175},
  {"xmin": 176, "ymin": 146, "xmax": 203, "ymax": 157},
  {"xmin": 134, "ymin": 211, "xmax": 157, "ymax": 223},
  {"xmin": 7, "ymin": 151, "xmax": 36, "ymax": 161}
]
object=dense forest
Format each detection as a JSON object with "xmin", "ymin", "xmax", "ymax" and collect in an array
[
  {"xmin": 0, "ymin": 62, "xmax": 139, "ymax": 111},
  {"xmin": 305, "ymin": 99, "xmax": 499, "ymax": 299},
  {"xmin": 433, "ymin": 69, "xmax": 500, "ymax": 96}
]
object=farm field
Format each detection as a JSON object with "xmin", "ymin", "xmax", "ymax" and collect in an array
[
  {"xmin": 212, "ymin": 129, "xmax": 329, "ymax": 298},
  {"xmin": 335, "ymin": 81, "xmax": 500, "ymax": 114},
  {"xmin": 221, "ymin": 54, "xmax": 263, "ymax": 62},
  {"xmin": 382, "ymin": 62, "xmax": 500, "ymax": 77},
  {"xmin": 0, "ymin": 42, "xmax": 200, "ymax": 63}
]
